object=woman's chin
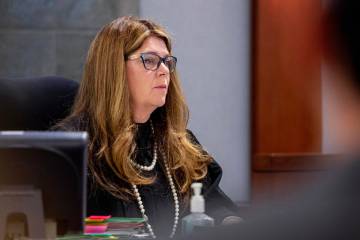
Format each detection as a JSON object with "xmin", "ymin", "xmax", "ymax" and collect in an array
[
  {"xmin": 156, "ymin": 101, "xmax": 166, "ymax": 107},
  {"xmin": 152, "ymin": 98, "xmax": 166, "ymax": 107}
]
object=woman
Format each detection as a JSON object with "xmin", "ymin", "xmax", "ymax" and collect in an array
[{"xmin": 56, "ymin": 16, "xmax": 239, "ymax": 238}]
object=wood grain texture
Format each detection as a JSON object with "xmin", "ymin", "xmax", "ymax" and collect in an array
[
  {"xmin": 252, "ymin": 0, "xmax": 322, "ymax": 153},
  {"xmin": 251, "ymin": 0, "xmax": 323, "ymax": 204}
]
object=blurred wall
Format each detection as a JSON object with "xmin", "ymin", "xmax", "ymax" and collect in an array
[
  {"xmin": 0, "ymin": 0, "xmax": 139, "ymax": 81},
  {"xmin": 140, "ymin": 0, "xmax": 252, "ymax": 203}
]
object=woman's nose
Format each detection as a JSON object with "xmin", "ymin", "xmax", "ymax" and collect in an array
[{"xmin": 158, "ymin": 61, "xmax": 170, "ymax": 75}]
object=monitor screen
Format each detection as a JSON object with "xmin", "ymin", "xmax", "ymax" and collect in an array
[{"xmin": 0, "ymin": 131, "xmax": 88, "ymax": 237}]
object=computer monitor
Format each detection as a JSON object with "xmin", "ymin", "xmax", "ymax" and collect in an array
[{"xmin": 0, "ymin": 131, "xmax": 88, "ymax": 238}]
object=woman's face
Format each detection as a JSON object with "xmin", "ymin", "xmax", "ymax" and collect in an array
[{"xmin": 126, "ymin": 36, "xmax": 171, "ymax": 115}]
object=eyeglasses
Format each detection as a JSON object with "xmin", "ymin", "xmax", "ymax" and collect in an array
[{"xmin": 127, "ymin": 52, "xmax": 177, "ymax": 73}]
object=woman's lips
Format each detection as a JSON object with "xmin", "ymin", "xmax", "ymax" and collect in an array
[{"xmin": 154, "ymin": 84, "xmax": 167, "ymax": 89}]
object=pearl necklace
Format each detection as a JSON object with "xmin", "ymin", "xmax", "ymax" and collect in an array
[
  {"xmin": 132, "ymin": 150, "xmax": 179, "ymax": 239},
  {"xmin": 130, "ymin": 123, "xmax": 157, "ymax": 171}
]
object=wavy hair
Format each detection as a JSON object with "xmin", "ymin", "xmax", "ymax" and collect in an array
[{"xmin": 59, "ymin": 16, "xmax": 212, "ymax": 200}]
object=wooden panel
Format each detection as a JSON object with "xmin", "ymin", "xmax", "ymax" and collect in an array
[
  {"xmin": 253, "ymin": 153, "xmax": 345, "ymax": 172},
  {"xmin": 251, "ymin": 156, "xmax": 331, "ymax": 205},
  {"xmin": 251, "ymin": 0, "xmax": 324, "ymax": 205},
  {"xmin": 252, "ymin": 0, "xmax": 322, "ymax": 153},
  {"xmin": 251, "ymin": 171, "xmax": 326, "ymax": 205},
  {"xmin": 251, "ymin": 153, "xmax": 345, "ymax": 205}
]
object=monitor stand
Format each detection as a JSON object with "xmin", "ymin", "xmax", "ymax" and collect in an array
[{"xmin": 0, "ymin": 186, "xmax": 46, "ymax": 239}]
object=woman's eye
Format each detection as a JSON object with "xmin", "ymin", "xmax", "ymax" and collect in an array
[
  {"xmin": 165, "ymin": 59, "xmax": 173, "ymax": 65},
  {"xmin": 144, "ymin": 57, "xmax": 157, "ymax": 65}
]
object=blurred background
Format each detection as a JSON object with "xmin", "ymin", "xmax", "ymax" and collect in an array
[{"xmin": 1, "ymin": 0, "xmax": 342, "ymax": 210}]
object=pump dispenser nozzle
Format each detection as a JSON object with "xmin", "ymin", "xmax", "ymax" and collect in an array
[
  {"xmin": 190, "ymin": 182, "xmax": 205, "ymax": 213},
  {"xmin": 182, "ymin": 182, "xmax": 214, "ymax": 236}
]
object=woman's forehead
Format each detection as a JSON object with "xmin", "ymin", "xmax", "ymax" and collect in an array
[{"xmin": 136, "ymin": 36, "xmax": 170, "ymax": 56}]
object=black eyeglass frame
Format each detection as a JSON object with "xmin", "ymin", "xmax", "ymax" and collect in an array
[{"xmin": 126, "ymin": 52, "xmax": 177, "ymax": 72}]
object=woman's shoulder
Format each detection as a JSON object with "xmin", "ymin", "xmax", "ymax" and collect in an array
[
  {"xmin": 185, "ymin": 129, "xmax": 200, "ymax": 145},
  {"xmin": 52, "ymin": 113, "xmax": 88, "ymax": 131},
  {"xmin": 185, "ymin": 129, "xmax": 223, "ymax": 175}
]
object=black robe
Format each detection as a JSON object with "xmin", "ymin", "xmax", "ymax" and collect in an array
[{"xmin": 56, "ymin": 117, "xmax": 239, "ymax": 238}]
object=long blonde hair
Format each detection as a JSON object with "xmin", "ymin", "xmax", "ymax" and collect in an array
[{"xmin": 60, "ymin": 16, "xmax": 211, "ymax": 200}]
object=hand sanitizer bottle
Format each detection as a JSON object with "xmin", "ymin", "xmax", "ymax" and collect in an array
[{"xmin": 181, "ymin": 182, "xmax": 214, "ymax": 236}]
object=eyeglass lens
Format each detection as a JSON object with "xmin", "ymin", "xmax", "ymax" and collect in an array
[{"xmin": 140, "ymin": 53, "xmax": 177, "ymax": 72}]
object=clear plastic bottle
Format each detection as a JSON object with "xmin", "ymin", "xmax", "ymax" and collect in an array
[{"xmin": 181, "ymin": 183, "xmax": 214, "ymax": 236}]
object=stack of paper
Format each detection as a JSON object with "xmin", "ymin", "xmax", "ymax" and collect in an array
[
  {"xmin": 105, "ymin": 217, "xmax": 146, "ymax": 236},
  {"xmin": 84, "ymin": 216, "xmax": 148, "ymax": 238},
  {"xmin": 85, "ymin": 215, "xmax": 111, "ymax": 234}
]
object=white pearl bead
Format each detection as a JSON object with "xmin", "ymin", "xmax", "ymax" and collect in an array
[
  {"xmin": 132, "ymin": 145, "xmax": 179, "ymax": 239},
  {"xmin": 129, "ymin": 122, "xmax": 157, "ymax": 172}
]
